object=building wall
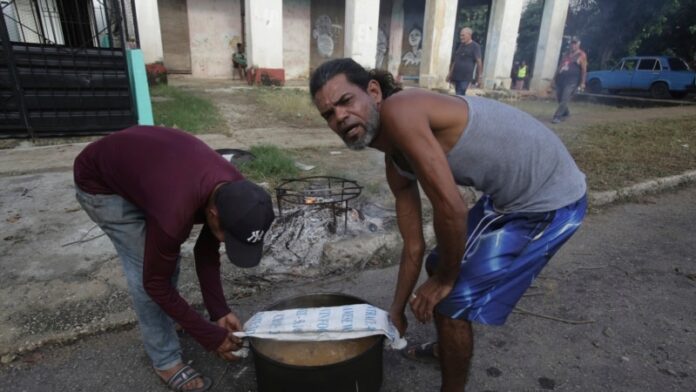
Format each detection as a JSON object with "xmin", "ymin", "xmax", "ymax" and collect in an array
[
  {"xmin": 309, "ymin": 0, "xmax": 345, "ymax": 71},
  {"xmin": 283, "ymin": 0, "xmax": 311, "ymax": 79},
  {"xmin": 159, "ymin": 0, "xmax": 191, "ymax": 72},
  {"xmin": 135, "ymin": 0, "xmax": 164, "ymax": 63},
  {"xmin": 187, "ymin": 0, "xmax": 243, "ymax": 78}
]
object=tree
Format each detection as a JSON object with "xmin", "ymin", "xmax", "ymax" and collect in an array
[
  {"xmin": 565, "ymin": 0, "xmax": 694, "ymax": 69},
  {"xmin": 514, "ymin": 0, "xmax": 545, "ymax": 74}
]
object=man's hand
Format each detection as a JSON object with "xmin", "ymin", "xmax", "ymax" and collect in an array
[
  {"xmin": 215, "ymin": 312, "xmax": 244, "ymax": 361},
  {"xmin": 476, "ymin": 77, "xmax": 483, "ymax": 88},
  {"xmin": 216, "ymin": 333, "xmax": 243, "ymax": 361},
  {"xmin": 216, "ymin": 312, "xmax": 243, "ymax": 333},
  {"xmin": 409, "ymin": 276, "xmax": 455, "ymax": 323},
  {"xmin": 388, "ymin": 306, "xmax": 408, "ymax": 337},
  {"xmin": 446, "ymin": 73, "xmax": 452, "ymax": 83}
]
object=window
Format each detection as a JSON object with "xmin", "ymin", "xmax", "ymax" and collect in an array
[
  {"xmin": 1, "ymin": 1, "xmax": 21, "ymax": 41},
  {"xmin": 667, "ymin": 58, "xmax": 689, "ymax": 71},
  {"xmin": 621, "ymin": 59, "xmax": 638, "ymax": 71},
  {"xmin": 638, "ymin": 59, "xmax": 658, "ymax": 71}
]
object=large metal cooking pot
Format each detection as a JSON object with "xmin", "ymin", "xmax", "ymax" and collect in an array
[{"xmin": 249, "ymin": 293, "xmax": 384, "ymax": 392}]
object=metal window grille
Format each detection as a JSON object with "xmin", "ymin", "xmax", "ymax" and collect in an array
[{"xmin": 0, "ymin": 0, "xmax": 141, "ymax": 138}]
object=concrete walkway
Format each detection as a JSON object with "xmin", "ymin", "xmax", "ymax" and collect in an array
[{"xmin": 1, "ymin": 184, "xmax": 695, "ymax": 391}]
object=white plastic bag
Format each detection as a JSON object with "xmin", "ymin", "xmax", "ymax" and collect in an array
[{"xmin": 233, "ymin": 304, "xmax": 407, "ymax": 350}]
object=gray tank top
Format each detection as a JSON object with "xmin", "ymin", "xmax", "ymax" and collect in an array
[{"xmin": 392, "ymin": 95, "xmax": 586, "ymax": 213}]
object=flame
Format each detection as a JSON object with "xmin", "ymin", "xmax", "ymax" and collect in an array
[{"xmin": 305, "ymin": 196, "xmax": 317, "ymax": 204}]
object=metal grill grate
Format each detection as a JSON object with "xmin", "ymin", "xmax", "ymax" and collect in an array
[{"xmin": 275, "ymin": 176, "xmax": 363, "ymax": 233}]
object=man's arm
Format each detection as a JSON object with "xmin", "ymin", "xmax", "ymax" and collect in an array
[
  {"xmin": 475, "ymin": 43, "xmax": 483, "ymax": 86},
  {"xmin": 579, "ymin": 51, "xmax": 588, "ymax": 90},
  {"xmin": 385, "ymin": 158, "xmax": 425, "ymax": 335},
  {"xmin": 142, "ymin": 221, "xmax": 228, "ymax": 351},
  {"xmin": 382, "ymin": 98, "xmax": 468, "ymax": 324},
  {"xmin": 194, "ymin": 224, "xmax": 233, "ymax": 321}
]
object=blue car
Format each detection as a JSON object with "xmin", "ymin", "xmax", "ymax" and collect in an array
[{"xmin": 586, "ymin": 56, "xmax": 696, "ymax": 99}]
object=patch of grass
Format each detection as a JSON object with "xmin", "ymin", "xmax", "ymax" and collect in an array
[
  {"xmin": 150, "ymin": 85, "xmax": 225, "ymax": 134},
  {"xmin": 237, "ymin": 144, "xmax": 299, "ymax": 187},
  {"xmin": 251, "ymin": 88, "xmax": 325, "ymax": 128},
  {"xmin": 571, "ymin": 116, "xmax": 696, "ymax": 191}
]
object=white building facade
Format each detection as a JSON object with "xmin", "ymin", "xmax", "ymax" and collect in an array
[{"xmin": 136, "ymin": 0, "xmax": 569, "ymax": 91}]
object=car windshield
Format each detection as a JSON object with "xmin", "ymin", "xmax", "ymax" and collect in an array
[{"xmin": 667, "ymin": 58, "xmax": 690, "ymax": 71}]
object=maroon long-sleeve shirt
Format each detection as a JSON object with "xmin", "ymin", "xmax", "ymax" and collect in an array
[{"xmin": 74, "ymin": 126, "xmax": 243, "ymax": 351}]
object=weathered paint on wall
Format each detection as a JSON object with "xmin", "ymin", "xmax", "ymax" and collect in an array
[
  {"xmin": 400, "ymin": 0, "xmax": 425, "ymax": 79},
  {"xmin": 376, "ymin": 0, "xmax": 393, "ymax": 70},
  {"xmin": 310, "ymin": 0, "xmax": 345, "ymax": 72},
  {"xmin": 187, "ymin": 0, "xmax": 242, "ymax": 78},
  {"xmin": 283, "ymin": 0, "xmax": 311, "ymax": 79},
  {"xmin": 159, "ymin": 0, "xmax": 191, "ymax": 73}
]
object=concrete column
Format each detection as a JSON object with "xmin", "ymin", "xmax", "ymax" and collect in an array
[
  {"xmin": 530, "ymin": 0, "xmax": 570, "ymax": 93},
  {"xmin": 135, "ymin": 0, "xmax": 164, "ymax": 63},
  {"xmin": 418, "ymin": 0, "xmax": 457, "ymax": 90},
  {"xmin": 387, "ymin": 0, "xmax": 404, "ymax": 78},
  {"xmin": 345, "ymin": 0, "xmax": 380, "ymax": 68},
  {"xmin": 244, "ymin": 0, "xmax": 283, "ymax": 69},
  {"xmin": 482, "ymin": 0, "xmax": 524, "ymax": 89}
]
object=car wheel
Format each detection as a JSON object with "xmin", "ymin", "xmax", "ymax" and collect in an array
[
  {"xmin": 649, "ymin": 82, "xmax": 670, "ymax": 99},
  {"xmin": 587, "ymin": 79, "xmax": 602, "ymax": 94},
  {"xmin": 669, "ymin": 91, "xmax": 687, "ymax": 99}
]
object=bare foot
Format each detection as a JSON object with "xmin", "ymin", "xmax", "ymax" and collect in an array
[{"xmin": 156, "ymin": 363, "xmax": 205, "ymax": 391}]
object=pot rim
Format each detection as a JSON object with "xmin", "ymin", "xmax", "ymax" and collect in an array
[{"xmin": 248, "ymin": 292, "xmax": 385, "ymax": 370}]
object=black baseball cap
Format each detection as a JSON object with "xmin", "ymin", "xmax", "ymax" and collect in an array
[{"xmin": 215, "ymin": 180, "xmax": 275, "ymax": 268}]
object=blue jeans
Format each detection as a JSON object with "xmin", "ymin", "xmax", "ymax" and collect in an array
[
  {"xmin": 76, "ymin": 188, "xmax": 182, "ymax": 370},
  {"xmin": 454, "ymin": 80, "xmax": 471, "ymax": 96}
]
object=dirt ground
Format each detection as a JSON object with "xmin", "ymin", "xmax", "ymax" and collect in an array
[{"xmin": 1, "ymin": 80, "xmax": 695, "ymax": 391}]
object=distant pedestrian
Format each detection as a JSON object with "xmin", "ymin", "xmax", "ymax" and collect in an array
[
  {"xmin": 74, "ymin": 126, "xmax": 275, "ymax": 392},
  {"xmin": 552, "ymin": 37, "xmax": 587, "ymax": 123},
  {"xmin": 515, "ymin": 60, "xmax": 528, "ymax": 90},
  {"xmin": 511, "ymin": 61, "xmax": 520, "ymax": 89},
  {"xmin": 232, "ymin": 43, "xmax": 247, "ymax": 80},
  {"xmin": 447, "ymin": 27, "xmax": 483, "ymax": 95}
]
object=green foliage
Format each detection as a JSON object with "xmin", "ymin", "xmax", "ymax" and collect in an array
[
  {"xmin": 566, "ymin": 0, "xmax": 696, "ymax": 69},
  {"xmin": 453, "ymin": 2, "xmax": 491, "ymax": 53},
  {"xmin": 236, "ymin": 144, "xmax": 299, "ymax": 187},
  {"xmin": 514, "ymin": 0, "xmax": 545, "ymax": 71},
  {"xmin": 150, "ymin": 85, "xmax": 224, "ymax": 134}
]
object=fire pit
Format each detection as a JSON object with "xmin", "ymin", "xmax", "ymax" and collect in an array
[{"xmin": 275, "ymin": 176, "xmax": 362, "ymax": 233}]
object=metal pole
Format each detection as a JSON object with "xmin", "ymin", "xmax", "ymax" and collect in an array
[
  {"xmin": 0, "ymin": 5, "xmax": 35, "ymax": 139},
  {"xmin": 129, "ymin": 0, "xmax": 139, "ymax": 47},
  {"xmin": 30, "ymin": 0, "xmax": 47, "ymax": 43}
]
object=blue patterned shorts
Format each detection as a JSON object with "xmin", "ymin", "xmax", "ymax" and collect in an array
[{"xmin": 426, "ymin": 194, "xmax": 587, "ymax": 325}]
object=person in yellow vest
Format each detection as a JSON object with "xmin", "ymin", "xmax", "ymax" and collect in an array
[{"xmin": 515, "ymin": 60, "xmax": 527, "ymax": 90}]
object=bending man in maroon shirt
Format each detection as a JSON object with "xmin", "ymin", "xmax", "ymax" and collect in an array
[{"xmin": 74, "ymin": 126, "xmax": 275, "ymax": 392}]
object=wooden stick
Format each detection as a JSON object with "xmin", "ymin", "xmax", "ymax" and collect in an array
[{"xmin": 513, "ymin": 306, "xmax": 595, "ymax": 325}]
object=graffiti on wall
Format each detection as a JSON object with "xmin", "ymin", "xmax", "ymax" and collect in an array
[
  {"xmin": 310, "ymin": 0, "xmax": 345, "ymax": 70},
  {"xmin": 312, "ymin": 14, "xmax": 341, "ymax": 58},
  {"xmin": 401, "ymin": 27, "xmax": 422, "ymax": 66},
  {"xmin": 376, "ymin": 27, "xmax": 388, "ymax": 69},
  {"xmin": 399, "ymin": 0, "xmax": 425, "ymax": 78}
]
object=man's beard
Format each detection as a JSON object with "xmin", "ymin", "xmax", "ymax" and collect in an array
[{"xmin": 345, "ymin": 103, "xmax": 380, "ymax": 150}]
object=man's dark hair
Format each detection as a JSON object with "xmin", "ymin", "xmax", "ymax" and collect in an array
[{"xmin": 309, "ymin": 58, "xmax": 402, "ymax": 99}]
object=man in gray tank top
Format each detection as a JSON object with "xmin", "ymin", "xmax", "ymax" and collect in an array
[{"xmin": 310, "ymin": 58, "xmax": 587, "ymax": 392}]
